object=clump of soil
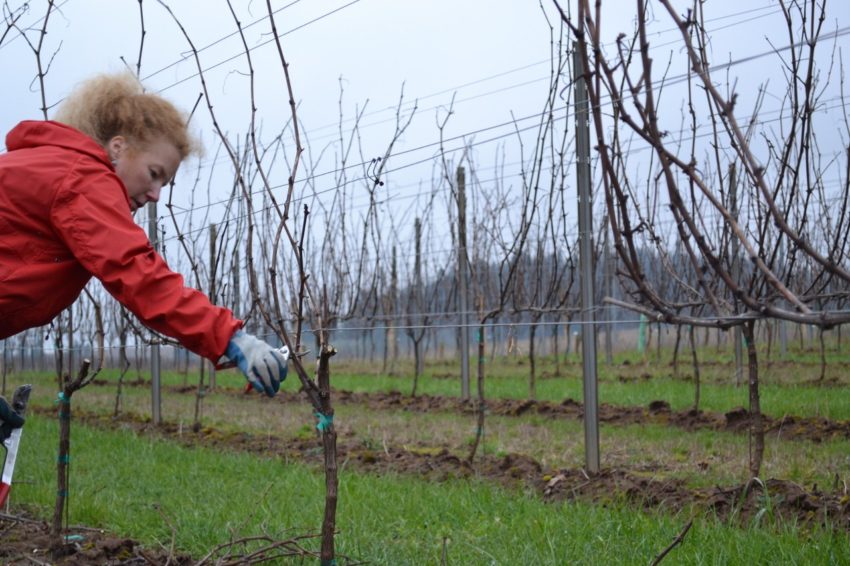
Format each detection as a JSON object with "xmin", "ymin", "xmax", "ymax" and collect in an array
[
  {"xmin": 1, "ymin": 508, "xmax": 323, "ymax": 565},
  {"xmin": 0, "ymin": 513, "xmax": 191, "ymax": 565},
  {"xmin": 539, "ymin": 470, "xmax": 850, "ymax": 529}
]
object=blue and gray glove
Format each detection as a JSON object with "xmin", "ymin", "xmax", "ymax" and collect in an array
[{"xmin": 223, "ymin": 330, "xmax": 289, "ymax": 397}]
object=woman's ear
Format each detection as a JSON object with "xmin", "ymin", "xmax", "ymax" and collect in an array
[{"xmin": 107, "ymin": 136, "xmax": 127, "ymax": 161}]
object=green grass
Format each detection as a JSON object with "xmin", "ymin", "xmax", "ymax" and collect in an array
[
  {"xmin": 11, "ymin": 343, "xmax": 850, "ymax": 421},
  {"xmin": 321, "ymin": 369, "xmax": 850, "ymax": 421},
  {"xmin": 10, "ymin": 364, "xmax": 850, "ymax": 493},
  {"xmin": 9, "ymin": 414, "xmax": 850, "ymax": 564}
]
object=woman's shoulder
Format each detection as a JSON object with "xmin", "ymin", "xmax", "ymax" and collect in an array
[{"xmin": 6, "ymin": 121, "xmax": 110, "ymax": 167}]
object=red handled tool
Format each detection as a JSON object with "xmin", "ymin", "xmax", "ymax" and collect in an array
[{"xmin": 1, "ymin": 384, "xmax": 32, "ymax": 507}]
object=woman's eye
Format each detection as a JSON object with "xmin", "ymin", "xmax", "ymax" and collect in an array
[{"xmin": 150, "ymin": 169, "xmax": 159, "ymax": 180}]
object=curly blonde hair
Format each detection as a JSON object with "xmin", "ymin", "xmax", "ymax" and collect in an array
[{"xmin": 53, "ymin": 72, "xmax": 199, "ymax": 160}]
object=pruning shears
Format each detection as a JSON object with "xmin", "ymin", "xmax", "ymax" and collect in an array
[{"xmin": 0, "ymin": 384, "xmax": 32, "ymax": 508}]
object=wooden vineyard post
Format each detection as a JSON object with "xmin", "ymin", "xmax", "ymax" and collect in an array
[
  {"xmin": 316, "ymin": 345, "xmax": 338, "ymax": 565},
  {"xmin": 51, "ymin": 359, "xmax": 91, "ymax": 555}
]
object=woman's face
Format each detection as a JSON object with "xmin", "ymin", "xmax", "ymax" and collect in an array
[{"xmin": 107, "ymin": 136, "xmax": 182, "ymax": 212}]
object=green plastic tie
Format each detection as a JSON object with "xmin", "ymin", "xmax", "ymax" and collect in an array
[
  {"xmin": 64, "ymin": 534, "xmax": 85, "ymax": 542},
  {"xmin": 315, "ymin": 412, "xmax": 334, "ymax": 432},
  {"xmin": 55, "ymin": 391, "xmax": 69, "ymax": 405},
  {"xmin": 57, "ymin": 489, "xmax": 68, "ymax": 497},
  {"xmin": 57, "ymin": 454, "xmax": 70, "ymax": 464},
  {"xmin": 320, "ymin": 560, "xmax": 337, "ymax": 566}
]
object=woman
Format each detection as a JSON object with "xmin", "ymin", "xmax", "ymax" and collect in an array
[{"xmin": 0, "ymin": 73, "xmax": 286, "ymax": 396}]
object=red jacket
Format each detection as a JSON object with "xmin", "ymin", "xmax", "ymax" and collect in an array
[{"xmin": 0, "ymin": 120, "xmax": 241, "ymax": 362}]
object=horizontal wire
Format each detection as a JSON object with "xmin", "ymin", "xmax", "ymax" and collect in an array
[
  {"xmin": 152, "ymin": 1, "xmax": 781, "ymax": 130},
  {"xmin": 166, "ymin": 3, "xmax": 789, "ymax": 182},
  {"xmin": 303, "ymin": 3, "xmax": 784, "ymax": 137},
  {"xmin": 4, "ymin": 310, "xmax": 844, "ymax": 354},
  {"xmin": 159, "ymin": 24, "xmax": 850, "ymax": 230},
  {"xmin": 156, "ymin": 95, "xmax": 850, "ymax": 247},
  {"xmin": 155, "ymin": 0, "xmax": 363, "ymax": 93},
  {"xmin": 141, "ymin": 0, "xmax": 306, "ymax": 82}
]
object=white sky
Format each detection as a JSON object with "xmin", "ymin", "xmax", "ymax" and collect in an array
[{"xmin": 2, "ymin": 0, "xmax": 849, "ymax": 255}]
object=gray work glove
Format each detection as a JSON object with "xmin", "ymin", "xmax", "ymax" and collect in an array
[{"xmin": 223, "ymin": 330, "xmax": 289, "ymax": 397}]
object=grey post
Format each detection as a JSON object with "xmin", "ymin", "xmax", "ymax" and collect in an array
[
  {"xmin": 729, "ymin": 164, "xmax": 743, "ymax": 386},
  {"xmin": 148, "ymin": 201, "xmax": 162, "ymax": 425},
  {"xmin": 778, "ymin": 228, "xmax": 788, "ymax": 358},
  {"xmin": 456, "ymin": 166, "xmax": 471, "ymax": 400},
  {"xmin": 573, "ymin": 43, "xmax": 600, "ymax": 474},
  {"xmin": 603, "ymin": 216, "xmax": 613, "ymax": 365},
  {"xmin": 208, "ymin": 223, "xmax": 217, "ymax": 389}
]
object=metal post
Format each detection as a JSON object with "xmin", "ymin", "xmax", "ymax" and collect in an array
[
  {"xmin": 456, "ymin": 166, "xmax": 471, "ymax": 400},
  {"xmin": 148, "ymin": 201, "xmax": 162, "ymax": 425},
  {"xmin": 778, "ymin": 235, "xmax": 788, "ymax": 359},
  {"xmin": 232, "ymin": 246, "xmax": 241, "ymax": 314},
  {"xmin": 603, "ymin": 218, "xmax": 613, "ymax": 365},
  {"xmin": 209, "ymin": 223, "xmax": 217, "ymax": 389},
  {"xmin": 639, "ymin": 315, "xmax": 648, "ymax": 353},
  {"xmin": 729, "ymin": 164, "xmax": 744, "ymax": 386},
  {"xmin": 573, "ymin": 44, "xmax": 600, "ymax": 474},
  {"xmin": 414, "ymin": 218, "xmax": 425, "ymax": 376},
  {"xmin": 390, "ymin": 245, "xmax": 399, "ymax": 367}
]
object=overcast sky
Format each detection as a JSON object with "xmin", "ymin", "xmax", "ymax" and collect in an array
[
  {"xmin": 1, "ymin": 1, "xmax": 558, "ymax": 166},
  {"xmin": 2, "ymin": 0, "xmax": 849, "ymax": 246}
]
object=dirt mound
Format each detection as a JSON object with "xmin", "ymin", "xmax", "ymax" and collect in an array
[
  {"xmin": 322, "ymin": 391, "xmax": 850, "ymax": 443},
  {"xmin": 540, "ymin": 467, "xmax": 689, "ymax": 509},
  {"xmin": 540, "ymin": 471, "xmax": 850, "ymax": 529},
  {"xmin": 104, "ymin": 379, "xmax": 850, "ymax": 443},
  {"xmin": 2, "ymin": 506, "xmax": 324, "ymax": 565},
  {"xmin": 698, "ymin": 478, "xmax": 850, "ymax": 527},
  {"xmin": 0, "ymin": 514, "xmax": 191, "ymax": 565}
]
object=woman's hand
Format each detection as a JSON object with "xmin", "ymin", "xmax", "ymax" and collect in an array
[{"xmin": 223, "ymin": 330, "xmax": 289, "ymax": 397}]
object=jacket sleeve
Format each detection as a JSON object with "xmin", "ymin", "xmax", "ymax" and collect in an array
[{"xmin": 50, "ymin": 159, "xmax": 242, "ymax": 362}]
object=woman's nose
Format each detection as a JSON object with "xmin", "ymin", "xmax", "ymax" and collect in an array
[{"xmin": 147, "ymin": 184, "xmax": 162, "ymax": 203}]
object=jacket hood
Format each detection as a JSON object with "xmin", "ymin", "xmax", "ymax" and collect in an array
[{"xmin": 6, "ymin": 120, "xmax": 112, "ymax": 168}]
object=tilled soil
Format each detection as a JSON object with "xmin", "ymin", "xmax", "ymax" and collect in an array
[
  {"xmin": 298, "ymin": 388, "xmax": 850, "ymax": 444},
  {"xmin": 0, "ymin": 514, "xmax": 192, "ymax": 565},
  {"xmin": 95, "ymin": 378, "xmax": 850, "ymax": 444},
  {"xmin": 1, "ymin": 506, "xmax": 320, "ymax": 565}
]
